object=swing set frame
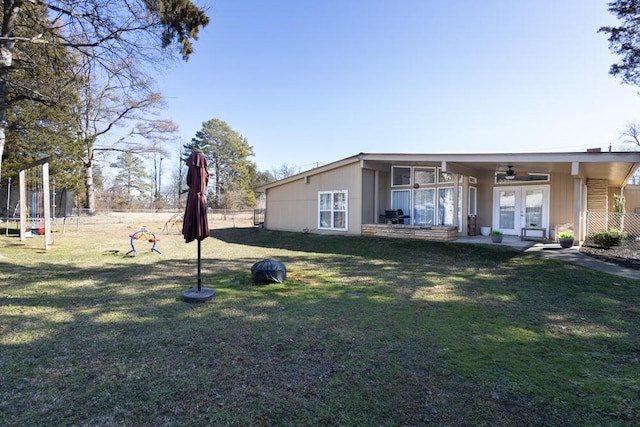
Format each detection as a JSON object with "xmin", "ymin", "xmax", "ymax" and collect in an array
[{"xmin": 18, "ymin": 160, "xmax": 53, "ymax": 250}]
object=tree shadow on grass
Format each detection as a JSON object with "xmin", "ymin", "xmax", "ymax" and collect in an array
[{"xmin": 211, "ymin": 227, "xmax": 522, "ymax": 263}]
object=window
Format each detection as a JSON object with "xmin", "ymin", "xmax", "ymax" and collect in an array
[
  {"xmin": 392, "ymin": 166, "xmax": 411, "ymax": 186},
  {"xmin": 414, "ymin": 167, "xmax": 436, "ymax": 185},
  {"xmin": 498, "ymin": 190, "xmax": 516, "ymax": 229},
  {"xmin": 413, "ymin": 188, "xmax": 435, "ymax": 225},
  {"xmin": 495, "ymin": 172, "xmax": 549, "ymax": 184},
  {"xmin": 438, "ymin": 188, "xmax": 455, "ymax": 225},
  {"xmin": 319, "ymin": 191, "xmax": 348, "ymax": 230},
  {"xmin": 437, "ymin": 167, "xmax": 454, "ymax": 184},
  {"xmin": 468, "ymin": 187, "xmax": 477, "ymax": 215},
  {"xmin": 391, "ymin": 190, "xmax": 411, "ymax": 216}
]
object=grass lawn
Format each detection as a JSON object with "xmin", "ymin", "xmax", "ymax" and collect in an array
[{"xmin": 1, "ymin": 221, "xmax": 639, "ymax": 426}]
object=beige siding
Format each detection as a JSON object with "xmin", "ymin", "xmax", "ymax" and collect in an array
[
  {"xmin": 475, "ymin": 171, "xmax": 575, "ymax": 236},
  {"xmin": 362, "ymin": 169, "xmax": 376, "ymax": 224},
  {"xmin": 587, "ymin": 179, "xmax": 608, "ymax": 211},
  {"xmin": 475, "ymin": 170, "xmax": 495, "ymax": 230},
  {"xmin": 615, "ymin": 185, "xmax": 640, "ymax": 213},
  {"xmin": 548, "ymin": 173, "xmax": 575, "ymax": 234},
  {"xmin": 377, "ymin": 171, "xmax": 390, "ymax": 219},
  {"xmin": 624, "ymin": 185, "xmax": 640, "ymax": 213},
  {"xmin": 587, "ymin": 179, "xmax": 609, "ymax": 233},
  {"xmin": 265, "ymin": 162, "xmax": 363, "ymax": 235}
]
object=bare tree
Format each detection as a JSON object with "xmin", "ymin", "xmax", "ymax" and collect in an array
[
  {"xmin": 0, "ymin": 0, "xmax": 209, "ymax": 183},
  {"xmin": 271, "ymin": 163, "xmax": 300, "ymax": 180},
  {"xmin": 620, "ymin": 122, "xmax": 640, "ymax": 149},
  {"xmin": 76, "ymin": 61, "xmax": 179, "ymax": 212},
  {"xmin": 619, "ymin": 122, "xmax": 640, "ymax": 184}
]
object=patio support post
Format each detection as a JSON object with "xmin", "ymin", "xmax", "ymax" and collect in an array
[
  {"xmin": 571, "ymin": 162, "xmax": 583, "ymax": 243},
  {"xmin": 19, "ymin": 169, "xmax": 26, "ymax": 241},
  {"xmin": 461, "ymin": 175, "xmax": 468, "ymax": 235},
  {"xmin": 374, "ymin": 170, "xmax": 380, "ymax": 223},
  {"xmin": 453, "ymin": 174, "xmax": 460, "ymax": 232},
  {"xmin": 574, "ymin": 177, "xmax": 583, "ymax": 242},
  {"xmin": 42, "ymin": 163, "xmax": 51, "ymax": 250}
]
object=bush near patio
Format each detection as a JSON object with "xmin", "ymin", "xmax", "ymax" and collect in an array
[
  {"xmin": 0, "ymin": 220, "xmax": 638, "ymax": 425},
  {"xmin": 590, "ymin": 229, "xmax": 628, "ymax": 249}
]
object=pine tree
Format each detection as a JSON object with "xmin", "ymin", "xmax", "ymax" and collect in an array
[
  {"xmin": 110, "ymin": 152, "xmax": 152, "ymax": 208},
  {"xmin": 185, "ymin": 119, "xmax": 257, "ymax": 208},
  {"xmin": 1, "ymin": 2, "xmax": 83, "ymax": 190}
]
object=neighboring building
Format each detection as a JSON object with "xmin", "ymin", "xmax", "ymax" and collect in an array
[
  {"xmin": 255, "ymin": 151, "xmax": 640, "ymax": 243},
  {"xmin": 623, "ymin": 184, "xmax": 640, "ymax": 212}
]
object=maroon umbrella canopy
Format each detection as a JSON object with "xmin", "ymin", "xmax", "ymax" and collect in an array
[{"xmin": 183, "ymin": 151, "xmax": 210, "ymax": 243}]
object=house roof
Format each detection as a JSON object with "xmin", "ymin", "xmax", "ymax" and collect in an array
[{"xmin": 256, "ymin": 151, "xmax": 640, "ymax": 191}]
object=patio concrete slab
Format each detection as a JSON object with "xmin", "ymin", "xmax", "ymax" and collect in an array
[
  {"xmin": 452, "ymin": 235, "xmax": 640, "ymax": 280},
  {"xmin": 452, "ymin": 235, "xmax": 537, "ymax": 250}
]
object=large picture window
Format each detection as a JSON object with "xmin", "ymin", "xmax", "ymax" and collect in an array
[
  {"xmin": 388, "ymin": 167, "xmax": 474, "ymax": 228},
  {"xmin": 391, "ymin": 189, "xmax": 411, "ymax": 215},
  {"xmin": 413, "ymin": 188, "xmax": 435, "ymax": 225},
  {"xmin": 438, "ymin": 187, "xmax": 455, "ymax": 226},
  {"xmin": 319, "ymin": 191, "xmax": 348, "ymax": 230}
]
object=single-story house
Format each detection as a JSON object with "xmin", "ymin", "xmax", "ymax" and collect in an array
[{"xmin": 255, "ymin": 151, "xmax": 640, "ymax": 243}]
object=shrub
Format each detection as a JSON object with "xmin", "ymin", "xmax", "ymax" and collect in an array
[{"xmin": 589, "ymin": 229, "xmax": 627, "ymax": 249}]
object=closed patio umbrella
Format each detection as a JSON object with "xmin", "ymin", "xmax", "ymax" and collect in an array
[{"xmin": 182, "ymin": 150, "xmax": 215, "ymax": 302}]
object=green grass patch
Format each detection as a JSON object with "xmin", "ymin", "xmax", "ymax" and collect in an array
[{"xmin": 0, "ymin": 223, "xmax": 638, "ymax": 425}]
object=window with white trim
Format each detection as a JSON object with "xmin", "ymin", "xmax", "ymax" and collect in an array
[
  {"xmin": 413, "ymin": 188, "xmax": 435, "ymax": 225},
  {"xmin": 495, "ymin": 172, "xmax": 550, "ymax": 184},
  {"xmin": 414, "ymin": 167, "xmax": 436, "ymax": 185},
  {"xmin": 438, "ymin": 187, "xmax": 455, "ymax": 225},
  {"xmin": 318, "ymin": 190, "xmax": 348, "ymax": 230},
  {"xmin": 468, "ymin": 186, "xmax": 477, "ymax": 215},
  {"xmin": 437, "ymin": 167, "xmax": 454, "ymax": 184},
  {"xmin": 392, "ymin": 166, "xmax": 411, "ymax": 186}
]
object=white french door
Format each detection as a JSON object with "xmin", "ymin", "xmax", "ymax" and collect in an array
[{"xmin": 493, "ymin": 185, "xmax": 549, "ymax": 236}]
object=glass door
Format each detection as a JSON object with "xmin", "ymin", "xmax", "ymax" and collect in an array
[
  {"xmin": 496, "ymin": 189, "xmax": 517, "ymax": 234},
  {"xmin": 493, "ymin": 186, "xmax": 548, "ymax": 235},
  {"xmin": 523, "ymin": 188, "xmax": 544, "ymax": 228}
]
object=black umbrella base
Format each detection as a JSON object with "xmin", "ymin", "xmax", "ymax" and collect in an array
[{"xmin": 182, "ymin": 288, "xmax": 215, "ymax": 303}]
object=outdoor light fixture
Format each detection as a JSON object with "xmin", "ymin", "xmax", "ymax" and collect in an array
[{"xmin": 505, "ymin": 165, "xmax": 516, "ymax": 180}]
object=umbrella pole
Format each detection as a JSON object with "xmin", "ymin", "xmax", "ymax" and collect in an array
[
  {"xmin": 182, "ymin": 237, "xmax": 215, "ymax": 303},
  {"xmin": 197, "ymin": 238, "xmax": 202, "ymax": 292}
]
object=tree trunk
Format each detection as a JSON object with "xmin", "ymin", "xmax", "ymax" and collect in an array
[
  {"xmin": 0, "ymin": 1, "xmax": 19, "ymax": 183},
  {"xmin": 0, "ymin": 61, "xmax": 6, "ymax": 181},
  {"xmin": 84, "ymin": 146, "xmax": 96, "ymax": 214}
]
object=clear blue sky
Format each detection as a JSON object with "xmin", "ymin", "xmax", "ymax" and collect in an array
[{"xmin": 158, "ymin": 0, "xmax": 640, "ymax": 174}]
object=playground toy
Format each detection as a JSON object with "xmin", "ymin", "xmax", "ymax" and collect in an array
[
  {"xmin": 162, "ymin": 213, "xmax": 183, "ymax": 234},
  {"xmin": 126, "ymin": 226, "xmax": 161, "ymax": 256}
]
